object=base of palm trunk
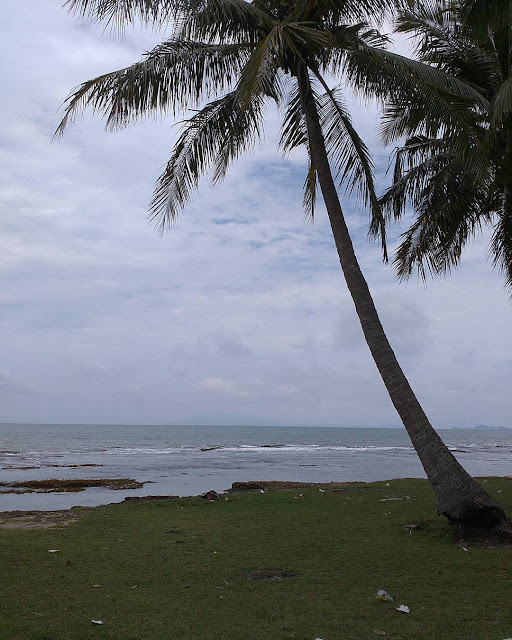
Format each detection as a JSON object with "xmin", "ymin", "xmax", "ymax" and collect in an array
[{"xmin": 439, "ymin": 492, "xmax": 511, "ymax": 542}]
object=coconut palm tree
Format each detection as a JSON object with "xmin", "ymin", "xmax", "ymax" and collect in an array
[
  {"xmin": 380, "ymin": 0, "xmax": 512, "ymax": 291},
  {"xmin": 58, "ymin": 0, "xmax": 508, "ymax": 532}
]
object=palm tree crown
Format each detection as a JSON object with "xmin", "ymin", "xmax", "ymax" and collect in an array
[
  {"xmin": 380, "ymin": 0, "xmax": 512, "ymax": 290},
  {"xmin": 58, "ymin": 0, "xmax": 477, "ymax": 244},
  {"xmin": 59, "ymin": 0, "xmax": 390, "ymax": 232}
]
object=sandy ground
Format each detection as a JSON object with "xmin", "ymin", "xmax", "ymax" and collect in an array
[{"xmin": 0, "ymin": 509, "xmax": 83, "ymax": 529}]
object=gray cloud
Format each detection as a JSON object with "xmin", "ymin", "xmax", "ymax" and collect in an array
[{"xmin": 0, "ymin": 2, "xmax": 511, "ymax": 428}]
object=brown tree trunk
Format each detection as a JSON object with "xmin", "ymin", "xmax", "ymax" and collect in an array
[{"xmin": 297, "ymin": 66, "xmax": 508, "ymax": 532}]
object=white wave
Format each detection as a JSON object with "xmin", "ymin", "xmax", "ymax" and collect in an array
[{"xmin": 97, "ymin": 443, "xmax": 415, "ymax": 455}]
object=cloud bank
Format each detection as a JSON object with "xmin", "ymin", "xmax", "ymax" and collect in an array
[{"xmin": 0, "ymin": 1, "xmax": 510, "ymax": 428}]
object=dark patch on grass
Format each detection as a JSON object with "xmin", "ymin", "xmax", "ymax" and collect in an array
[
  {"xmin": 0, "ymin": 509, "xmax": 82, "ymax": 529},
  {"xmin": 244, "ymin": 568, "xmax": 300, "ymax": 581}
]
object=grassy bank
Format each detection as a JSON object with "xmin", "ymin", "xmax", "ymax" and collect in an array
[{"xmin": 1, "ymin": 477, "xmax": 511, "ymax": 640}]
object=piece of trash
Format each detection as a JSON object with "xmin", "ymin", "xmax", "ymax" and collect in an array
[
  {"xmin": 497, "ymin": 490, "xmax": 503, "ymax": 493},
  {"xmin": 91, "ymin": 584, "xmax": 102, "ymax": 588},
  {"xmin": 396, "ymin": 605, "xmax": 409, "ymax": 614},
  {"xmin": 48, "ymin": 549, "xmax": 59, "ymax": 553},
  {"xmin": 374, "ymin": 632, "xmax": 386, "ymax": 636},
  {"xmin": 225, "ymin": 497, "xmax": 228, "ymax": 501},
  {"xmin": 380, "ymin": 496, "xmax": 410, "ymax": 502},
  {"xmin": 462, "ymin": 547, "xmax": 468, "ymax": 552},
  {"xmin": 376, "ymin": 590, "xmax": 394, "ymax": 602},
  {"xmin": 404, "ymin": 523, "xmax": 419, "ymax": 531},
  {"xmin": 130, "ymin": 585, "xmax": 138, "ymax": 589},
  {"xmin": 260, "ymin": 489, "xmax": 265, "ymax": 494},
  {"xmin": 319, "ymin": 489, "xmax": 325, "ymax": 493},
  {"xmin": 385, "ymin": 482, "xmax": 390, "ymax": 486},
  {"xmin": 91, "ymin": 620, "xmax": 103, "ymax": 625}
]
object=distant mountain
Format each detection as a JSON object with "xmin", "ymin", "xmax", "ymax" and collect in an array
[{"xmin": 471, "ymin": 424, "xmax": 511, "ymax": 431}]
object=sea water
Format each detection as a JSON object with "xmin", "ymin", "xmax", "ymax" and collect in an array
[{"xmin": 0, "ymin": 423, "xmax": 510, "ymax": 511}]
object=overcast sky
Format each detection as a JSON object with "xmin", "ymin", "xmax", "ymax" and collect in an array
[{"xmin": 1, "ymin": 0, "xmax": 511, "ymax": 428}]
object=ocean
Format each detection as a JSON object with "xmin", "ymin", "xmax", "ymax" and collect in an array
[{"xmin": 1, "ymin": 423, "xmax": 510, "ymax": 511}]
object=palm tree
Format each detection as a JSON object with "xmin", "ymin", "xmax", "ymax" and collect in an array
[
  {"xmin": 380, "ymin": 0, "xmax": 512, "ymax": 291},
  {"xmin": 58, "ymin": 0, "xmax": 508, "ymax": 533}
]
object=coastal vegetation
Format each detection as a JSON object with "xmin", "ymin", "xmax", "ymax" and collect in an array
[
  {"xmin": 56, "ymin": 0, "xmax": 509, "ymax": 534},
  {"xmin": 1, "ymin": 479, "xmax": 511, "ymax": 639}
]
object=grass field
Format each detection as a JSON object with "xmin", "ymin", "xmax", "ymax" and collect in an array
[{"xmin": 1, "ymin": 477, "xmax": 511, "ymax": 640}]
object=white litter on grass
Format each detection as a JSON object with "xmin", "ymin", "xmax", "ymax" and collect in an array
[
  {"xmin": 376, "ymin": 590, "xmax": 394, "ymax": 602},
  {"xmin": 396, "ymin": 605, "xmax": 410, "ymax": 614},
  {"xmin": 48, "ymin": 549, "xmax": 59, "ymax": 553},
  {"xmin": 462, "ymin": 547, "xmax": 469, "ymax": 552},
  {"xmin": 91, "ymin": 620, "xmax": 103, "ymax": 625},
  {"xmin": 319, "ymin": 489, "xmax": 325, "ymax": 493},
  {"xmin": 260, "ymin": 489, "xmax": 265, "ymax": 494}
]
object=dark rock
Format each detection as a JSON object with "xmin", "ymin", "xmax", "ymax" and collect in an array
[{"xmin": 230, "ymin": 482, "xmax": 266, "ymax": 492}]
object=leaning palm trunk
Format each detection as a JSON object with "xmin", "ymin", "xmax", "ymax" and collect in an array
[{"xmin": 297, "ymin": 67, "xmax": 507, "ymax": 531}]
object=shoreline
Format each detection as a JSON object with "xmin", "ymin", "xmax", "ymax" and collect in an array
[{"xmin": 1, "ymin": 477, "xmax": 510, "ymax": 522}]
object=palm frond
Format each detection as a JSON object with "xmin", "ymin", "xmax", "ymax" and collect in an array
[
  {"xmin": 236, "ymin": 26, "xmax": 286, "ymax": 108},
  {"xmin": 460, "ymin": 0, "xmax": 510, "ymax": 36},
  {"xmin": 302, "ymin": 157, "xmax": 318, "ymax": 221},
  {"xmin": 149, "ymin": 90, "xmax": 265, "ymax": 231},
  {"xmin": 278, "ymin": 84, "xmax": 318, "ymax": 220},
  {"xmin": 178, "ymin": 0, "xmax": 270, "ymax": 43},
  {"xmin": 392, "ymin": 164, "xmax": 487, "ymax": 281},
  {"xmin": 279, "ymin": 84, "xmax": 308, "ymax": 154},
  {"xmin": 347, "ymin": 44, "xmax": 489, "ymax": 120},
  {"xmin": 55, "ymin": 40, "xmax": 251, "ymax": 137},
  {"xmin": 64, "ymin": 0, "xmax": 183, "ymax": 32},
  {"xmin": 489, "ymin": 204, "xmax": 512, "ymax": 291},
  {"xmin": 396, "ymin": 9, "xmax": 502, "ymax": 94},
  {"xmin": 488, "ymin": 77, "xmax": 512, "ymax": 135}
]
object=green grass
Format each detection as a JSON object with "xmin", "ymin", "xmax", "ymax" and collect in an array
[{"xmin": 1, "ymin": 478, "xmax": 511, "ymax": 640}]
